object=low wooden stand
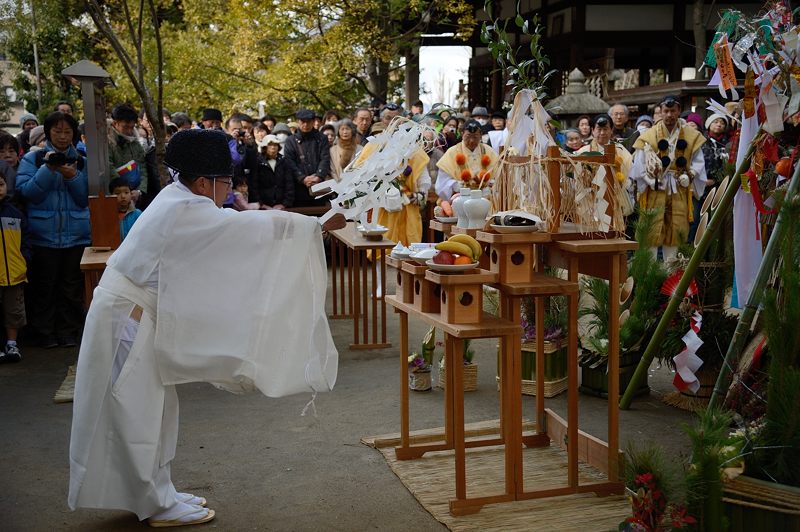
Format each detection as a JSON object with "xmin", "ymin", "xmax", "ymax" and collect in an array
[
  {"xmin": 426, "ymin": 268, "xmax": 498, "ymax": 324},
  {"xmin": 401, "ymin": 261, "xmax": 440, "ymax": 313},
  {"xmin": 329, "ymin": 222, "xmax": 395, "ymax": 349},
  {"xmin": 385, "ymin": 255, "xmax": 414, "ymax": 304}
]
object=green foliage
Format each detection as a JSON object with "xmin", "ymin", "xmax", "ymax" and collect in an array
[
  {"xmin": 684, "ymin": 407, "xmax": 734, "ymax": 531},
  {"xmin": 0, "ymin": 0, "xmax": 94, "ymax": 116},
  {"xmin": 624, "ymin": 441, "xmax": 687, "ymax": 505},
  {"xmin": 480, "ymin": 1, "xmax": 556, "ymax": 98},
  {"xmin": 580, "ymin": 277, "xmax": 609, "ymax": 340},
  {"xmin": 749, "ymin": 198, "xmax": 800, "ymax": 486},
  {"xmin": 580, "ymin": 208, "xmax": 669, "ymax": 359}
]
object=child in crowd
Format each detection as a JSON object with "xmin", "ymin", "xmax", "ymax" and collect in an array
[
  {"xmin": 0, "ymin": 133, "xmax": 20, "ymax": 193},
  {"xmin": 231, "ymin": 176, "xmax": 259, "ymax": 211},
  {"xmin": 0, "ymin": 173, "xmax": 30, "ymax": 363},
  {"xmin": 109, "ymin": 177, "xmax": 141, "ymax": 242}
]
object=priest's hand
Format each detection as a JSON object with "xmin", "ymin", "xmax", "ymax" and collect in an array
[
  {"xmin": 678, "ymin": 173, "xmax": 690, "ymax": 188},
  {"xmin": 303, "ymin": 175, "xmax": 321, "ymax": 187},
  {"xmin": 321, "ymin": 213, "xmax": 346, "ymax": 233}
]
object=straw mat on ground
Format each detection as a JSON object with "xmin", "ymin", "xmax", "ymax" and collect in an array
[
  {"xmin": 54, "ymin": 364, "xmax": 76, "ymax": 404},
  {"xmin": 363, "ymin": 420, "xmax": 629, "ymax": 531}
]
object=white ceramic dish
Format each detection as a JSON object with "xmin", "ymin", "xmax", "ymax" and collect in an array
[
  {"xmin": 426, "ymin": 260, "xmax": 479, "ymax": 272},
  {"xmin": 391, "ymin": 252, "xmax": 411, "ymax": 259},
  {"xmin": 410, "ymin": 249, "xmax": 437, "ymax": 264},
  {"xmin": 489, "ymin": 224, "xmax": 539, "ymax": 234},
  {"xmin": 434, "ymin": 216, "xmax": 458, "ymax": 223},
  {"xmin": 357, "ymin": 225, "xmax": 388, "ymax": 237}
]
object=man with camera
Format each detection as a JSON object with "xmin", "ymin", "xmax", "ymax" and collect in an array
[{"xmin": 225, "ymin": 114, "xmax": 258, "ymax": 200}]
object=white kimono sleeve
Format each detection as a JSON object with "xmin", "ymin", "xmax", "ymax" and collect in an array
[{"xmin": 435, "ymin": 169, "xmax": 460, "ymax": 200}]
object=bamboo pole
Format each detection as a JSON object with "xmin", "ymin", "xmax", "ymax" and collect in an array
[
  {"xmin": 707, "ymin": 161, "xmax": 800, "ymax": 411},
  {"xmin": 619, "ymin": 135, "xmax": 760, "ymax": 410}
]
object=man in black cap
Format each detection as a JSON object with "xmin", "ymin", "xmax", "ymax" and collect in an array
[
  {"xmin": 68, "ymin": 129, "xmax": 344, "ymax": 527},
  {"xmin": 282, "ymin": 108, "xmax": 332, "ymax": 208},
  {"xmin": 200, "ymin": 108, "xmax": 223, "ymax": 130}
]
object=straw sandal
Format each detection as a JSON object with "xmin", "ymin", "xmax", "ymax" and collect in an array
[{"xmin": 148, "ymin": 508, "xmax": 215, "ymax": 528}]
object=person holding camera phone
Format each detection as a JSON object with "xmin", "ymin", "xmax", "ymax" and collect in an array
[{"xmin": 16, "ymin": 111, "xmax": 90, "ymax": 349}]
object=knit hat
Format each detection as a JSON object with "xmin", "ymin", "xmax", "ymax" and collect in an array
[
  {"xmin": 704, "ymin": 113, "xmax": 728, "ymax": 130},
  {"xmin": 201, "ymin": 108, "xmax": 223, "ymax": 122},
  {"xmin": 685, "ymin": 113, "xmax": 703, "ymax": 129},
  {"xmin": 635, "ymin": 115, "xmax": 654, "ymax": 127},
  {"xmin": 19, "ymin": 112, "xmax": 38, "ymax": 129},
  {"xmin": 29, "ymin": 125, "xmax": 45, "ymax": 147},
  {"xmin": 258, "ymin": 134, "xmax": 281, "ymax": 148},
  {"xmin": 165, "ymin": 129, "xmax": 232, "ymax": 177},
  {"xmin": 272, "ymin": 122, "xmax": 291, "ymax": 135},
  {"xmin": 470, "ymin": 106, "xmax": 489, "ymax": 117}
]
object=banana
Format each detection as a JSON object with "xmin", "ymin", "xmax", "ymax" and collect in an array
[
  {"xmin": 435, "ymin": 240, "xmax": 474, "ymax": 259},
  {"xmin": 448, "ymin": 234, "xmax": 482, "ymax": 260}
]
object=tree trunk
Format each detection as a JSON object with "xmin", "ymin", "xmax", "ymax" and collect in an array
[
  {"xmin": 693, "ymin": 0, "xmax": 708, "ymax": 78},
  {"xmin": 366, "ymin": 56, "xmax": 389, "ymax": 102}
]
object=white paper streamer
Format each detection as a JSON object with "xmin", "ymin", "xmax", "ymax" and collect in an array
[
  {"xmin": 312, "ymin": 117, "xmax": 435, "ymax": 227},
  {"xmin": 672, "ymin": 312, "xmax": 704, "ymax": 394}
]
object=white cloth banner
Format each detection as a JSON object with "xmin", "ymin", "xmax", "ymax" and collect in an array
[{"xmin": 733, "ymin": 113, "xmax": 763, "ymax": 307}]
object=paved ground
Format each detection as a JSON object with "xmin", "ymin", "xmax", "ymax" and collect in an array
[{"xmin": 0, "ymin": 273, "xmax": 696, "ymax": 531}]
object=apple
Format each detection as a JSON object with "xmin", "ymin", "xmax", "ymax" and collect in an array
[{"xmin": 432, "ymin": 250, "xmax": 455, "ymax": 265}]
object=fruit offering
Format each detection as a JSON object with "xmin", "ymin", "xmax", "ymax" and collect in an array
[{"xmin": 432, "ymin": 234, "xmax": 481, "ymax": 264}]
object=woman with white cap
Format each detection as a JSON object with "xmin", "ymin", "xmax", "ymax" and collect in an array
[
  {"xmin": 255, "ymin": 134, "xmax": 301, "ymax": 210},
  {"xmin": 689, "ymin": 113, "xmax": 730, "ymax": 241}
]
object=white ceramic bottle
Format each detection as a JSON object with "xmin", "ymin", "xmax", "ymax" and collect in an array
[{"xmin": 464, "ymin": 188, "xmax": 491, "ymax": 229}]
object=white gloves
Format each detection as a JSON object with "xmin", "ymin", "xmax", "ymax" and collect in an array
[
  {"xmin": 643, "ymin": 175, "xmax": 656, "ymax": 190},
  {"xmin": 678, "ymin": 173, "xmax": 690, "ymax": 188}
]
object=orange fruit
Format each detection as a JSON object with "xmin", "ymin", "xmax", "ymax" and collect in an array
[
  {"xmin": 454, "ymin": 255, "xmax": 473, "ymax": 265},
  {"xmin": 775, "ymin": 158, "xmax": 793, "ymax": 177}
]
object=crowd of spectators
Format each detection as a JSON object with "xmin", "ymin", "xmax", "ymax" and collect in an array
[{"xmin": 0, "ymin": 95, "xmax": 739, "ymax": 362}]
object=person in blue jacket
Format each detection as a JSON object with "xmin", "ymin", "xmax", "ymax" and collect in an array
[{"xmin": 16, "ymin": 111, "xmax": 90, "ymax": 348}]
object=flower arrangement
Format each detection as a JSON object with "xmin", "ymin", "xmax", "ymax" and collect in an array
[
  {"xmin": 409, "ymin": 326, "xmax": 436, "ymax": 372},
  {"xmin": 407, "ymin": 352, "xmax": 431, "ymax": 373},
  {"xmin": 623, "ymin": 473, "xmax": 696, "ymax": 531}
]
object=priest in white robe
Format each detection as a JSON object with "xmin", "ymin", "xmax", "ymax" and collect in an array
[{"xmin": 68, "ymin": 129, "xmax": 344, "ymax": 527}]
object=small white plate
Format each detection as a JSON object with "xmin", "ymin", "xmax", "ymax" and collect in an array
[
  {"xmin": 426, "ymin": 259, "xmax": 479, "ymax": 272},
  {"xmin": 410, "ymin": 249, "xmax": 437, "ymax": 264},
  {"xmin": 391, "ymin": 252, "xmax": 411, "ymax": 259},
  {"xmin": 434, "ymin": 216, "xmax": 458, "ymax": 223},
  {"xmin": 490, "ymin": 224, "xmax": 539, "ymax": 234}
]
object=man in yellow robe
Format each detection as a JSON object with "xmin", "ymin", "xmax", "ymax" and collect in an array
[
  {"xmin": 630, "ymin": 96, "xmax": 706, "ymax": 260},
  {"xmin": 355, "ymin": 143, "xmax": 430, "ymax": 247},
  {"xmin": 435, "ymin": 119, "xmax": 499, "ymax": 201}
]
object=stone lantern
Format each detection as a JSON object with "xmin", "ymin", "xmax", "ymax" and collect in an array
[{"xmin": 546, "ymin": 69, "xmax": 610, "ymax": 127}]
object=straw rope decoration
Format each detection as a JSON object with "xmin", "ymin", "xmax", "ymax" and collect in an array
[{"xmin": 489, "ymin": 89, "xmax": 626, "ymax": 232}]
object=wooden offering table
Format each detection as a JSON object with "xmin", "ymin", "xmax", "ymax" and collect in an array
[
  {"xmin": 387, "ymin": 293, "xmax": 524, "ymax": 515},
  {"xmin": 479, "ymin": 229, "xmax": 624, "ymax": 501},
  {"xmin": 329, "ymin": 222, "xmax": 396, "ymax": 349},
  {"xmin": 80, "ymin": 246, "xmax": 114, "ymax": 309},
  {"xmin": 543, "ymin": 237, "xmax": 638, "ymax": 486},
  {"xmin": 428, "ymin": 219, "xmax": 454, "ymax": 237}
]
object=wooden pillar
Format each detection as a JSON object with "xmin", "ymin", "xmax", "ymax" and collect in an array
[{"xmin": 404, "ymin": 47, "xmax": 420, "ymax": 106}]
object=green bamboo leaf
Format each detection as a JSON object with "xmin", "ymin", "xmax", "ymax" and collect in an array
[{"xmin": 515, "ymin": 14, "xmax": 524, "ymax": 28}]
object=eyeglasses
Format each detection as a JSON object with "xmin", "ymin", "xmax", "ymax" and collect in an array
[{"xmin": 213, "ymin": 178, "xmax": 232, "ymax": 188}]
